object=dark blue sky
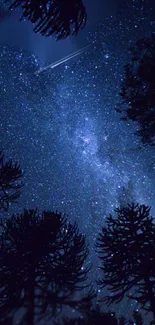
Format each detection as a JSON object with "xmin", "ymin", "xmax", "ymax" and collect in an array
[
  {"xmin": 1, "ymin": 0, "xmax": 155, "ymax": 323},
  {"xmin": 0, "ymin": 0, "xmax": 122, "ymax": 62}
]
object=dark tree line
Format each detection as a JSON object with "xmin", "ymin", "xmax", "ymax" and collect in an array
[{"xmin": 5, "ymin": 0, "xmax": 87, "ymax": 39}]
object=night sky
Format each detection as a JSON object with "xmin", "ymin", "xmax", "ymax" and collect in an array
[{"xmin": 1, "ymin": 0, "xmax": 155, "ymax": 322}]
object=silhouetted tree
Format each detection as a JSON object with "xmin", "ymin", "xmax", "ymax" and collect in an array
[
  {"xmin": 96, "ymin": 203, "xmax": 155, "ymax": 320},
  {"xmin": 0, "ymin": 209, "xmax": 92, "ymax": 324},
  {"xmin": 0, "ymin": 151, "xmax": 23, "ymax": 211},
  {"xmin": 116, "ymin": 34, "xmax": 155, "ymax": 145},
  {"xmin": 5, "ymin": 0, "xmax": 87, "ymax": 39}
]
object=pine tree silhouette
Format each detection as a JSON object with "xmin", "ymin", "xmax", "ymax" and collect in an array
[
  {"xmin": 0, "ymin": 209, "xmax": 91, "ymax": 324},
  {"xmin": 5, "ymin": 0, "xmax": 87, "ymax": 39},
  {"xmin": 96, "ymin": 203, "xmax": 155, "ymax": 320},
  {"xmin": 0, "ymin": 150, "xmax": 23, "ymax": 211},
  {"xmin": 116, "ymin": 34, "xmax": 155, "ymax": 145}
]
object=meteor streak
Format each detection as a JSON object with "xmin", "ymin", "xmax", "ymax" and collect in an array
[{"xmin": 35, "ymin": 44, "xmax": 91, "ymax": 74}]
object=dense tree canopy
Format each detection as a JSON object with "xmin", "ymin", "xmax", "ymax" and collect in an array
[
  {"xmin": 5, "ymin": 0, "xmax": 87, "ymax": 39},
  {"xmin": 116, "ymin": 34, "xmax": 155, "ymax": 145},
  {"xmin": 96, "ymin": 203, "xmax": 155, "ymax": 320},
  {"xmin": 0, "ymin": 209, "xmax": 91, "ymax": 324}
]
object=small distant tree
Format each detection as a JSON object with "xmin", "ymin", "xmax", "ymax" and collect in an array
[
  {"xmin": 0, "ymin": 209, "xmax": 92, "ymax": 324},
  {"xmin": 5, "ymin": 0, "xmax": 87, "ymax": 39},
  {"xmin": 96, "ymin": 203, "xmax": 155, "ymax": 321},
  {"xmin": 0, "ymin": 151, "xmax": 23, "ymax": 211},
  {"xmin": 116, "ymin": 34, "xmax": 155, "ymax": 145}
]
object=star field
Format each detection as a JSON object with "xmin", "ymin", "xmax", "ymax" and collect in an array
[{"xmin": 1, "ymin": 0, "xmax": 155, "ymax": 322}]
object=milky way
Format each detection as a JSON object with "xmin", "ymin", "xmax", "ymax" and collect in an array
[{"xmin": 1, "ymin": 0, "xmax": 155, "ymax": 320}]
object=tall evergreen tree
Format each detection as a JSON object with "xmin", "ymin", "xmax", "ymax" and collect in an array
[
  {"xmin": 116, "ymin": 34, "xmax": 155, "ymax": 145},
  {"xmin": 5, "ymin": 0, "xmax": 87, "ymax": 39},
  {"xmin": 0, "ymin": 209, "xmax": 92, "ymax": 324},
  {"xmin": 0, "ymin": 151, "xmax": 23, "ymax": 211},
  {"xmin": 96, "ymin": 203, "xmax": 155, "ymax": 320}
]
